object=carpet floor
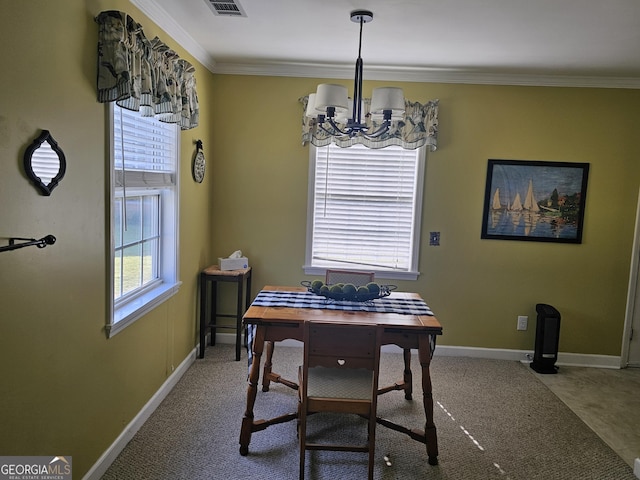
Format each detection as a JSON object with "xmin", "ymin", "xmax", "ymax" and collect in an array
[{"xmin": 101, "ymin": 344, "xmax": 636, "ymax": 479}]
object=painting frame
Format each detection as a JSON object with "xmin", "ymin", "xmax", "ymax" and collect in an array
[{"xmin": 481, "ymin": 159, "xmax": 590, "ymax": 244}]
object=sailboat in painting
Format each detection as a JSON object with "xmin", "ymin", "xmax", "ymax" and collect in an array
[
  {"xmin": 490, "ymin": 188, "xmax": 504, "ymax": 228},
  {"xmin": 510, "ymin": 193, "xmax": 523, "ymax": 211},
  {"xmin": 492, "ymin": 188, "xmax": 502, "ymax": 210},
  {"xmin": 521, "ymin": 179, "xmax": 540, "ymax": 235},
  {"xmin": 523, "ymin": 179, "xmax": 540, "ymax": 212}
]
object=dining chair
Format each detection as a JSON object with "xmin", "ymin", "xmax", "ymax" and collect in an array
[
  {"xmin": 298, "ymin": 320, "xmax": 382, "ymax": 480},
  {"xmin": 325, "ymin": 269, "xmax": 375, "ymax": 287}
]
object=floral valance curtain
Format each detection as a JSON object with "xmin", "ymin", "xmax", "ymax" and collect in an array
[
  {"xmin": 95, "ymin": 11, "xmax": 199, "ymax": 130},
  {"xmin": 300, "ymin": 96, "xmax": 438, "ymax": 150}
]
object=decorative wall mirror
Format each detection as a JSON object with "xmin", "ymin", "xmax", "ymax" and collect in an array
[{"xmin": 23, "ymin": 130, "xmax": 66, "ymax": 196}]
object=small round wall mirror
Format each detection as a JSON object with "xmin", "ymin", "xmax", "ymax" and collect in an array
[{"xmin": 24, "ymin": 130, "xmax": 66, "ymax": 196}]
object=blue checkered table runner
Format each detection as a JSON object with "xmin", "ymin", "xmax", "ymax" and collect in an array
[
  {"xmin": 250, "ymin": 290, "xmax": 434, "ymax": 316},
  {"xmin": 245, "ymin": 290, "xmax": 437, "ymax": 368}
]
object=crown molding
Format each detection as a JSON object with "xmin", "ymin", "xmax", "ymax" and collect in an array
[
  {"xmin": 211, "ymin": 62, "xmax": 640, "ymax": 89},
  {"xmin": 132, "ymin": 0, "xmax": 640, "ymax": 90}
]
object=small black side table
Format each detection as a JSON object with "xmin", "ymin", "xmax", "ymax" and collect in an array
[{"xmin": 199, "ymin": 265, "xmax": 252, "ymax": 361}]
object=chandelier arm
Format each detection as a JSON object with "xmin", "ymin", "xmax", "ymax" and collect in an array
[
  {"xmin": 327, "ymin": 117, "xmax": 347, "ymax": 135},
  {"xmin": 317, "ymin": 123, "xmax": 341, "ymax": 137},
  {"xmin": 317, "ymin": 117, "xmax": 349, "ymax": 137},
  {"xmin": 360, "ymin": 120, "xmax": 391, "ymax": 139},
  {"xmin": 364, "ymin": 108, "xmax": 394, "ymax": 138},
  {"xmin": 320, "ymin": 108, "xmax": 349, "ymax": 136}
]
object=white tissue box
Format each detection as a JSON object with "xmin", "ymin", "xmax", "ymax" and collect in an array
[{"xmin": 218, "ymin": 257, "xmax": 249, "ymax": 271}]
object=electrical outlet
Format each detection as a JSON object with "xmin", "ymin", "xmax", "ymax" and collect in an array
[{"xmin": 517, "ymin": 315, "xmax": 528, "ymax": 331}]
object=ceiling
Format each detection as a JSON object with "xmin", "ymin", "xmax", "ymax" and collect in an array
[{"xmin": 132, "ymin": 0, "xmax": 640, "ymax": 88}]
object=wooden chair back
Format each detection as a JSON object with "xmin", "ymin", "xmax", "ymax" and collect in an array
[
  {"xmin": 298, "ymin": 320, "xmax": 382, "ymax": 479},
  {"xmin": 325, "ymin": 269, "xmax": 375, "ymax": 287}
]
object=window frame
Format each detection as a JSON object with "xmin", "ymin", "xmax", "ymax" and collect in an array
[
  {"xmin": 304, "ymin": 143, "xmax": 425, "ymax": 281},
  {"xmin": 106, "ymin": 103, "xmax": 181, "ymax": 338},
  {"xmin": 113, "ymin": 188, "xmax": 163, "ymax": 303}
]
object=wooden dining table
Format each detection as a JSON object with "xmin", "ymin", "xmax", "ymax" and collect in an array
[{"xmin": 238, "ymin": 285, "xmax": 443, "ymax": 465}]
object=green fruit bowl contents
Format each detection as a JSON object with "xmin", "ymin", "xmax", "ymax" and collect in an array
[{"xmin": 301, "ymin": 280, "xmax": 396, "ymax": 302}]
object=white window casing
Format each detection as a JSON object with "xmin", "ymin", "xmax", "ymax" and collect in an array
[
  {"xmin": 107, "ymin": 104, "xmax": 181, "ymax": 337},
  {"xmin": 304, "ymin": 143, "xmax": 425, "ymax": 281}
]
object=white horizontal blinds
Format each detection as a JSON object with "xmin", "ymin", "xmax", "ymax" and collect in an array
[
  {"xmin": 312, "ymin": 144, "xmax": 419, "ymax": 271},
  {"xmin": 112, "ymin": 104, "xmax": 176, "ymax": 304},
  {"xmin": 113, "ymin": 105, "xmax": 177, "ymax": 187},
  {"xmin": 114, "ymin": 170, "xmax": 174, "ymax": 187}
]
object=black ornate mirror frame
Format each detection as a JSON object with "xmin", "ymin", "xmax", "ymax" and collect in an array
[{"xmin": 23, "ymin": 130, "xmax": 66, "ymax": 196}]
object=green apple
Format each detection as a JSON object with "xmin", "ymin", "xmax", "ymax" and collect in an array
[
  {"xmin": 366, "ymin": 282, "xmax": 380, "ymax": 294},
  {"xmin": 342, "ymin": 283, "xmax": 356, "ymax": 295}
]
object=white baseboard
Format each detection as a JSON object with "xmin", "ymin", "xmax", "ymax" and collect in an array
[
  {"xmin": 433, "ymin": 345, "xmax": 531, "ymax": 361},
  {"xmin": 555, "ymin": 351, "xmax": 622, "ymax": 369},
  {"xmin": 82, "ymin": 348, "xmax": 197, "ymax": 480},
  {"xmin": 214, "ymin": 332, "xmax": 622, "ymax": 368},
  {"xmin": 433, "ymin": 345, "xmax": 622, "ymax": 369}
]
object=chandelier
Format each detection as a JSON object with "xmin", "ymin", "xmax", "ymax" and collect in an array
[{"xmin": 306, "ymin": 10, "xmax": 405, "ymax": 139}]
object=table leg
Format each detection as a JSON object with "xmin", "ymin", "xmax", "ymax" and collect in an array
[
  {"xmin": 244, "ymin": 272, "xmax": 252, "ymax": 348},
  {"xmin": 199, "ymin": 273, "xmax": 207, "ymax": 359},
  {"xmin": 240, "ymin": 325, "xmax": 266, "ymax": 455},
  {"xmin": 262, "ymin": 341, "xmax": 274, "ymax": 392},
  {"xmin": 403, "ymin": 348, "xmax": 413, "ymax": 400},
  {"xmin": 418, "ymin": 334, "xmax": 438, "ymax": 465},
  {"xmin": 210, "ymin": 280, "xmax": 218, "ymax": 347},
  {"xmin": 245, "ymin": 270, "xmax": 252, "ymax": 309},
  {"xmin": 235, "ymin": 278, "xmax": 243, "ymax": 361}
]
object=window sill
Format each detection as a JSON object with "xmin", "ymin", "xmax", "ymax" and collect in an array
[
  {"xmin": 107, "ymin": 281, "xmax": 182, "ymax": 338},
  {"xmin": 303, "ymin": 266, "xmax": 419, "ymax": 281}
]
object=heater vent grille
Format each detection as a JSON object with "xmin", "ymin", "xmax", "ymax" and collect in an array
[{"xmin": 206, "ymin": 0, "xmax": 247, "ymax": 17}]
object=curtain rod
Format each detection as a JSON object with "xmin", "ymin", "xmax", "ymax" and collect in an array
[{"xmin": 0, "ymin": 235, "xmax": 56, "ymax": 253}]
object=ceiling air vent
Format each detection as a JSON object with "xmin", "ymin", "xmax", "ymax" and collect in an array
[{"xmin": 205, "ymin": 0, "xmax": 247, "ymax": 17}]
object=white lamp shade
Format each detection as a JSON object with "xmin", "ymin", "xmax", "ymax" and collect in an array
[
  {"xmin": 370, "ymin": 87, "xmax": 405, "ymax": 114},
  {"xmin": 314, "ymin": 84, "xmax": 349, "ymax": 113}
]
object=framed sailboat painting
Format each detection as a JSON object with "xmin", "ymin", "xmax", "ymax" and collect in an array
[{"xmin": 481, "ymin": 159, "xmax": 590, "ymax": 243}]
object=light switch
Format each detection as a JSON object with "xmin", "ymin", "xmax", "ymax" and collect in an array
[{"xmin": 429, "ymin": 232, "xmax": 440, "ymax": 246}]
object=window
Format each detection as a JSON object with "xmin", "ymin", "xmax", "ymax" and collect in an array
[
  {"xmin": 107, "ymin": 104, "xmax": 181, "ymax": 337},
  {"xmin": 305, "ymin": 143, "xmax": 425, "ymax": 280}
]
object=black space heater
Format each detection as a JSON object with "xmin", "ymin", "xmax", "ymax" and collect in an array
[{"xmin": 531, "ymin": 303, "xmax": 561, "ymax": 374}]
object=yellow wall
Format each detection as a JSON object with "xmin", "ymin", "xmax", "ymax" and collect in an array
[
  {"xmin": 210, "ymin": 75, "xmax": 640, "ymax": 357},
  {"xmin": 1, "ymin": 0, "xmax": 640, "ymax": 478},
  {"xmin": 0, "ymin": 0, "xmax": 215, "ymax": 477}
]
